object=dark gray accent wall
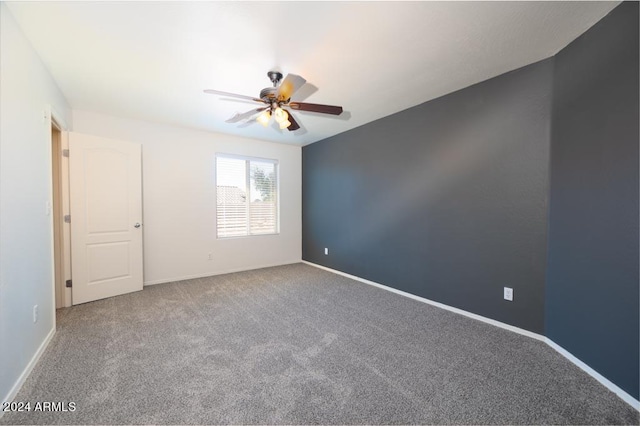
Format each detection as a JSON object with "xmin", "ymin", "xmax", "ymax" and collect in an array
[
  {"xmin": 303, "ymin": 59, "xmax": 554, "ymax": 334},
  {"xmin": 303, "ymin": 2, "xmax": 639, "ymax": 400},
  {"xmin": 546, "ymin": 2, "xmax": 639, "ymax": 400}
]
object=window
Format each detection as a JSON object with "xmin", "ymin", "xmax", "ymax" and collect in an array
[{"xmin": 216, "ymin": 154, "xmax": 279, "ymax": 238}]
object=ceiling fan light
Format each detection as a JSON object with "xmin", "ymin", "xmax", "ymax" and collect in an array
[
  {"xmin": 279, "ymin": 119, "xmax": 292, "ymax": 130},
  {"xmin": 274, "ymin": 107, "xmax": 288, "ymax": 124},
  {"xmin": 257, "ymin": 110, "xmax": 271, "ymax": 126}
]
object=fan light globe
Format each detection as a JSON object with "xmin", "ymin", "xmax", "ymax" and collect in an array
[
  {"xmin": 257, "ymin": 110, "xmax": 271, "ymax": 127},
  {"xmin": 274, "ymin": 107, "xmax": 288, "ymax": 124},
  {"xmin": 279, "ymin": 119, "xmax": 292, "ymax": 130}
]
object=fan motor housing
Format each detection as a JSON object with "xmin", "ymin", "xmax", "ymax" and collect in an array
[{"xmin": 260, "ymin": 87, "xmax": 277, "ymax": 102}]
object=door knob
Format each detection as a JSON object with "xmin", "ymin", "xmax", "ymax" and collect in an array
[{"xmin": 134, "ymin": 223, "xmax": 141, "ymax": 228}]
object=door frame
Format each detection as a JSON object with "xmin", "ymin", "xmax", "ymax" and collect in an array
[{"xmin": 47, "ymin": 105, "xmax": 72, "ymax": 317}]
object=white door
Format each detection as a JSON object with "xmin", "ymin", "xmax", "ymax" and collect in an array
[{"xmin": 69, "ymin": 132, "xmax": 143, "ymax": 305}]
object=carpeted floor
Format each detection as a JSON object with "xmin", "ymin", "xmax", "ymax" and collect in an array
[{"xmin": 1, "ymin": 263, "xmax": 637, "ymax": 425}]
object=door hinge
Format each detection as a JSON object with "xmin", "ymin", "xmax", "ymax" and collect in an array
[
  {"xmin": 64, "ymin": 214, "xmax": 71, "ymax": 223},
  {"xmin": 62, "ymin": 149, "xmax": 69, "ymax": 157},
  {"xmin": 65, "ymin": 279, "xmax": 72, "ymax": 288}
]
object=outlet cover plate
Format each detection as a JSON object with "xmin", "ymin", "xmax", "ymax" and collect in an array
[{"xmin": 504, "ymin": 287, "xmax": 513, "ymax": 301}]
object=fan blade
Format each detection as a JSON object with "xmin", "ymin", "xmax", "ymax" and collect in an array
[
  {"xmin": 276, "ymin": 74, "xmax": 307, "ymax": 102},
  {"xmin": 225, "ymin": 107, "xmax": 268, "ymax": 123},
  {"xmin": 288, "ymin": 102, "xmax": 343, "ymax": 115},
  {"xmin": 204, "ymin": 89, "xmax": 264, "ymax": 103},
  {"xmin": 285, "ymin": 110, "xmax": 300, "ymax": 131},
  {"xmin": 238, "ymin": 119, "xmax": 258, "ymax": 128}
]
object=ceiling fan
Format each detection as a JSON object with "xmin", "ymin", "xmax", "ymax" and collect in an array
[{"xmin": 204, "ymin": 71, "xmax": 343, "ymax": 131}]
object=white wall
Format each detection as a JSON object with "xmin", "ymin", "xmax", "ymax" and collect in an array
[
  {"xmin": 0, "ymin": 3, "xmax": 72, "ymax": 403},
  {"xmin": 1, "ymin": 4, "xmax": 299, "ymax": 403},
  {"xmin": 72, "ymin": 110, "xmax": 301, "ymax": 285}
]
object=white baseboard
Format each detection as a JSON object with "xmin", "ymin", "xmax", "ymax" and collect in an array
[
  {"xmin": 546, "ymin": 339, "xmax": 640, "ymax": 411},
  {"xmin": 302, "ymin": 261, "xmax": 545, "ymax": 341},
  {"xmin": 302, "ymin": 260, "xmax": 640, "ymax": 411},
  {"xmin": 0, "ymin": 326, "xmax": 56, "ymax": 416},
  {"xmin": 144, "ymin": 261, "xmax": 302, "ymax": 286}
]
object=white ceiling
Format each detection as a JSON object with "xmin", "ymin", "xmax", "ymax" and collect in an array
[{"xmin": 7, "ymin": 1, "xmax": 619, "ymax": 146}]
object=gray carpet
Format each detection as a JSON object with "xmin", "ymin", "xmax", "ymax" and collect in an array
[{"xmin": 1, "ymin": 263, "xmax": 637, "ymax": 425}]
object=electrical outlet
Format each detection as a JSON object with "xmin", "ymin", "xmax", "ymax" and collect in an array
[
  {"xmin": 324, "ymin": 248, "xmax": 329, "ymax": 255},
  {"xmin": 208, "ymin": 252, "xmax": 213, "ymax": 261},
  {"xmin": 504, "ymin": 287, "xmax": 513, "ymax": 301},
  {"xmin": 33, "ymin": 305, "xmax": 38, "ymax": 323}
]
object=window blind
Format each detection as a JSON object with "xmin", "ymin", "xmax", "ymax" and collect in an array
[{"xmin": 216, "ymin": 155, "xmax": 278, "ymax": 238}]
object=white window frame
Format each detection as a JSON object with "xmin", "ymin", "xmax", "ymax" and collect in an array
[{"xmin": 215, "ymin": 153, "xmax": 280, "ymax": 239}]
